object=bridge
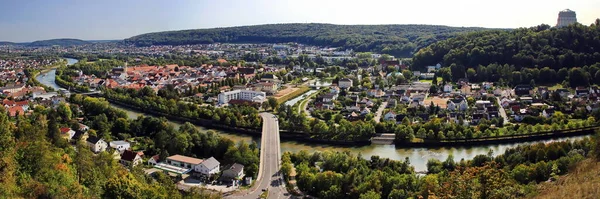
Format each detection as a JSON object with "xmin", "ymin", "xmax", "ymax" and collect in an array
[{"xmin": 226, "ymin": 112, "xmax": 290, "ymax": 199}]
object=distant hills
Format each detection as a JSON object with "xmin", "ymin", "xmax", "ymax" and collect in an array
[
  {"xmin": 0, "ymin": 41, "xmax": 16, "ymax": 45},
  {"xmin": 28, "ymin": 39, "xmax": 90, "ymax": 47},
  {"xmin": 0, "ymin": 38, "xmax": 98, "ymax": 47},
  {"xmin": 125, "ymin": 23, "xmax": 493, "ymax": 57}
]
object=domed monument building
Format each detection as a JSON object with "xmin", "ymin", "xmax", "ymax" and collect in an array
[{"xmin": 556, "ymin": 9, "xmax": 577, "ymax": 27}]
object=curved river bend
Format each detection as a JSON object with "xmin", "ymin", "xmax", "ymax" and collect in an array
[{"xmin": 37, "ymin": 58, "xmax": 588, "ymax": 172}]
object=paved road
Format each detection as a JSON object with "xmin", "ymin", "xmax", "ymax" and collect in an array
[
  {"xmin": 373, "ymin": 101, "xmax": 389, "ymax": 123},
  {"xmin": 495, "ymin": 97, "xmax": 510, "ymax": 125},
  {"xmin": 226, "ymin": 112, "xmax": 289, "ymax": 199}
]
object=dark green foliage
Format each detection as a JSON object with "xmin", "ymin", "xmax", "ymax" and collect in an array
[
  {"xmin": 125, "ymin": 23, "xmax": 489, "ymax": 57},
  {"xmin": 413, "ymin": 23, "xmax": 600, "ymax": 71}
]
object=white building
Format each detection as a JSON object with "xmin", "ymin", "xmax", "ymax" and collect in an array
[
  {"xmin": 338, "ymin": 78, "xmax": 353, "ymax": 89},
  {"xmin": 120, "ymin": 150, "xmax": 143, "ymax": 167},
  {"xmin": 443, "ymin": 84, "xmax": 453, "ymax": 93},
  {"xmin": 109, "ymin": 141, "xmax": 131, "ymax": 153},
  {"xmin": 218, "ymin": 90, "xmax": 266, "ymax": 104},
  {"xmin": 556, "ymin": 9, "xmax": 577, "ymax": 28},
  {"xmin": 86, "ymin": 136, "xmax": 108, "ymax": 153},
  {"xmin": 165, "ymin": 155, "xmax": 204, "ymax": 173},
  {"xmin": 197, "ymin": 157, "xmax": 220, "ymax": 177}
]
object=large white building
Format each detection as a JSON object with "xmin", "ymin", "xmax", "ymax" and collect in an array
[
  {"xmin": 556, "ymin": 9, "xmax": 577, "ymax": 28},
  {"xmin": 218, "ymin": 90, "xmax": 266, "ymax": 104}
]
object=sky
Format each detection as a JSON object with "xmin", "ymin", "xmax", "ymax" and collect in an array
[{"xmin": 0, "ymin": 0, "xmax": 599, "ymax": 42}]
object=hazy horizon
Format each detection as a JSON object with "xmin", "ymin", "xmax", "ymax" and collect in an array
[{"xmin": 1, "ymin": 0, "xmax": 599, "ymax": 42}]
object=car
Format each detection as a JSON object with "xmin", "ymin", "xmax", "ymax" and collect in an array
[
  {"xmin": 272, "ymin": 115, "xmax": 277, "ymax": 118},
  {"xmin": 262, "ymin": 188, "xmax": 267, "ymax": 192}
]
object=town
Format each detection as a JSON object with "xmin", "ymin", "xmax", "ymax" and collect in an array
[{"xmin": 1, "ymin": 3, "xmax": 600, "ymax": 198}]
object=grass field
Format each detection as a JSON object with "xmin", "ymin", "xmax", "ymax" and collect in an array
[
  {"xmin": 547, "ymin": 84, "xmax": 564, "ymax": 91},
  {"xmin": 276, "ymin": 86, "xmax": 310, "ymax": 104},
  {"xmin": 419, "ymin": 77, "xmax": 442, "ymax": 84}
]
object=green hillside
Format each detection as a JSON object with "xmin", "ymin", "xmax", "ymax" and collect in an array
[
  {"xmin": 412, "ymin": 21, "xmax": 600, "ymax": 71},
  {"xmin": 125, "ymin": 23, "xmax": 490, "ymax": 57}
]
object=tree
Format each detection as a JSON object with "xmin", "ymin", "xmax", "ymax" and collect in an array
[
  {"xmin": 0, "ymin": 110, "xmax": 16, "ymax": 197},
  {"xmin": 56, "ymin": 102, "xmax": 73, "ymax": 121},
  {"xmin": 268, "ymin": 97, "xmax": 278, "ymax": 111},
  {"xmin": 568, "ymin": 67, "xmax": 590, "ymax": 87},
  {"xmin": 359, "ymin": 190, "xmax": 381, "ymax": 199}
]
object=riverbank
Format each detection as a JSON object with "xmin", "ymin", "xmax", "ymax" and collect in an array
[{"xmin": 398, "ymin": 126, "xmax": 599, "ymax": 148}]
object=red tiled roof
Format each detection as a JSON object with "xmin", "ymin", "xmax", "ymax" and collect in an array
[{"xmin": 60, "ymin": 127, "xmax": 71, "ymax": 133}]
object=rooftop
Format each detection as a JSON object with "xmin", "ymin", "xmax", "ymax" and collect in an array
[{"xmin": 167, "ymin": 155, "xmax": 203, "ymax": 165}]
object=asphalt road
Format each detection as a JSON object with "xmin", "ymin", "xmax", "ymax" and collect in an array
[{"xmin": 226, "ymin": 112, "xmax": 290, "ymax": 199}]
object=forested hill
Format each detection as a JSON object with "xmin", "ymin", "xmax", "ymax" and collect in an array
[
  {"xmin": 28, "ymin": 38, "xmax": 90, "ymax": 47},
  {"xmin": 0, "ymin": 41, "xmax": 16, "ymax": 45},
  {"xmin": 125, "ymin": 23, "xmax": 489, "ymax": 57},
  {"xmin": 412, "ymin": 21, "xmax": 600, "ymax": 71}
]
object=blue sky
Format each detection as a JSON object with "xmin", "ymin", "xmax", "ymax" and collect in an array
[{"xmin": 1, "ymin": 0, "xmax": 598, "ymax": 42}]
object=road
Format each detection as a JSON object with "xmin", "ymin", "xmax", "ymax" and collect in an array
[
  {"xmin": 495, "ymin": 97, "xmax": 510, "ymax": 125},
  {"xmin": 227, "ymin": 112, "xmax": 289, "ymax": 199},
  {"xmin": 373, "ymin": 101, "xmax": 389, "ymax": 123}
]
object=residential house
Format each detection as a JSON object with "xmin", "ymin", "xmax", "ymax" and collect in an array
[
  {"xmin": 109, "ymin": 141, "xmax": 131, "ymax": 153},
  {"xmin": 514, "ymin": 85, "xmax": 533, "ymax": 96},
  {"xmin": 86, "ymin": 136, "xmax": 108, "ymax": 153},
  {"xmin": 338, "ymin": 78, "xmax": 353, "ymax": 89},
  {"xmin": 556, "ymin": 88, "xmax": 571, "ymax": 97},
  {"xmin": 482, "ymin": 82, "xmax": 493, "ymax": 90},
  {"xmin": 576, "ymin": 87, "xmax": 589, "ymax": 96},
  {"xmin": 443, "ymin": 84, "xmax": 453, "ymax": 93},
  {"xmin": 542, "ymin": 108, "xmax": 555, "ymax": 118},
  {"xmin": 347, "ymin": 112, "xmax": 362, "ymax": 121},
  {"xmin": 120, "ymin": 150, "xmax": 143, "ymax": 167},
  {"xmin": 319, "ymin": 93, "xmax": 337, "ymax": 103},
  {"xmin": 59, "ymin": 127, "xmax": 76, "ymax": 141},
  {"xmin": 330, "ymin": 86, "xmax": 340, "ymax": 94},
  {"xmin": 471, "ymin": 113, "xmax": 486, "ymax": 124},
  {"xmin": 345, "ymin": 106, "xmax": 360, "ymax": 112},
  {"xmin": 387, "ymin": 99, "xmax": 397, "ymax": 108},
  {"xmin": 411, "ymin": 93, "xmax": 426, "ymax": 105},
  {"xmin": 221, "ymin": 163, "xmax": 245, "ymax": 184},
  {"xmin": 148, "ymin": 155, "xmax": 160, "ymax": 166},
  {"xmin": 475, "ymin": 100, "xmax": 492, "ymax": 108},
  {"xmin": 420, "ymin": 73, "xmax": 435, "ymax": 79},
  {"xmin": 447, "ymin": 98, "xmax": 468, "ymax": 112},
  {"xmin": 367, "ymin": 89, "xmax": 384, "ymax": 98},
  {"xmin": 360, "ymin": 107, "xmax": 371, "ymax": 115},
  {"xmin": 78, "ymin": 123, "xmax": 90, "ymax": 132},
  {"xmin": 197, "ymin": 157, "xmax": 220, "ymax": 177},
  {"xmin": 384, "ymin": 111, "xmax": 396, "ymax": 121}
]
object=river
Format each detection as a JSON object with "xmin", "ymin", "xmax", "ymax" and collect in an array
[{"xmin": 36, "ymin": 58, "xmax": 589, "ymax": 172}]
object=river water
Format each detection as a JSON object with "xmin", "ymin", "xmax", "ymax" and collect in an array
[{"xmin": 36, "ymin": 58, "xmax": 589, "ymax": 171}]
